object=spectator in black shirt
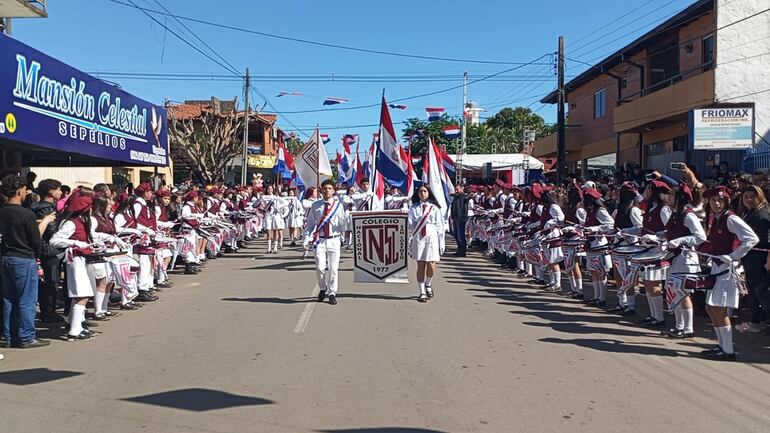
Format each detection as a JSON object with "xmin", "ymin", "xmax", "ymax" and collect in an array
[
  {"xmin": 30, "ymin": 179, "xmax": 63, "ymax": 322},
  {"xmin": 736, "ymin": 185, "xmax": 770, "ymax": 334},
  {"xmin": 450, "ymin": 185, "xmax": 470, "ymax": 257},
  {"xmin": 0, "ymin": 174, "xmax": 53, "ymax": 348}
]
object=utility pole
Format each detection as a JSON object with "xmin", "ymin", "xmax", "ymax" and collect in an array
[
  {"xmin": 556, "ymin": 36, "xmax": 566, "ymax": 183},
  {"xmin": 458, "ymin": 70, "xmax": 468, "ymax": 185},
  {"xmin": 240, "ymin": 68, "xmax": 250, "ymax": 186}
]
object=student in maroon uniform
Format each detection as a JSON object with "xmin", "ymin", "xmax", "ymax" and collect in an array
[{"xmin": 700, "ymin": 186, "xmax": 758, "ymax": 360}]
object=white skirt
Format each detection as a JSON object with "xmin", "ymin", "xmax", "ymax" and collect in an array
[
  {"xmin": 641, "ymin": 266, "xmax": 669, "ymax": 282},
  {"xmin": 287, "ymin": 214, "xmax": 304, "ymax": 228},
  {"xmin": 409, "ymin": 227, "xmax": 441, "ymax": 262},
  {"xmin": 265, "ymin": 213, "xmax": 285, "ymax": 230},
  {"xmin": 88, "ymin": 262, "xmax": 109, "ymax": 280},
  {"xmin": 706, "ymin": 263, "xmax": 740, "ymax": 309},
  {"xmin": 545, "ymin": 246, "xmax": 564, "ymax": 264},
  {"xmin": 67, "ymin": 256, "xmax": 95, "ymax": 298}
]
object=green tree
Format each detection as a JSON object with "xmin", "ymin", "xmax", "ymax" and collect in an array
[{"xmin": 402, "ymin": 115, "xmax": 461, "ymax": 157}]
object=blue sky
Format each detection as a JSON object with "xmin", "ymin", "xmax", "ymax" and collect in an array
[{"xmin": 11, "ymin": 0, "xmax": 693, "ymax": 154}]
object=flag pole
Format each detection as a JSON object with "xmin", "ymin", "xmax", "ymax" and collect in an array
[{"xmin": 315, "ymin": 125, "xmax": 320, "ymax": 189}]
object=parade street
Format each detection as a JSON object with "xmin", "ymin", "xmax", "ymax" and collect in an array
[{"xmin": 0, "ymin": 240, "xmax": 769, "ymax": 433}]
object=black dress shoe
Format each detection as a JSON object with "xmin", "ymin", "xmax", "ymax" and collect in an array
[
  {"xmin": 120, "ymin": 303, "xmax": 138, "ymax": 310},
  {"xmin": 594, "ymin": 300, "xmax": 607, "ymax": 307},
  {"xmin": 418, "ymin": 294, "xmax": 428, "ymax": 303},
  {"xmin": 637, "ymin": 316, "xmax": 655, "ymax": 324},
  {"xmin": 704, "ymin": 349, "xmax": 736, "ymax": 361},
  {"xmin": 317, "ymin": 290, "xmax": 327, "ymax": 302},
  {"xmin": 426, "ymin": 286, "xmax": 434, "ymax": 298},
  {"xmin": 328, "ymin": 295, "xmax": 337, "ymax": 305},
  {"xmin": 644, "ymin": 319, "xmax": 666, "ymax": 328},
  {"xmin": 668, "ymin": 330, "xmax": 694, "ymax": 339},
  {"xmin": 67, "ymin": 332, "xmax": 94, "ymax": 342},
  {"xmin": 20, "ymin": 338, "xmax": 50, "ymax": 349},
  {"xmin": 584, "ymin": 298, "xmax": 598, "ymax": 305},
  {"xmin": 135, "ymin": 292, "xmax": 157, "ymax": 302},
  {"xmin": 700, "ymin": 345, "xmax": 722, "ymax": 354},
  {"xmin": 607, "ymin": 306, "xmax": 625, "ymax": 314},
  {"xmin": 621, "ymin": 308, "xmax": 636, "ymax": 316}
]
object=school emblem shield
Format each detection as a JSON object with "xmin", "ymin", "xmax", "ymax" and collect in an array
[{"xmin": 352, "ymin": 211, "xmax": 409, "ymax": 283}]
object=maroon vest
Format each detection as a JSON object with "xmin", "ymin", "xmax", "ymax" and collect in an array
[
  {"xmin": 134, "ymin": 202, "xmax": 157, "ymax": 230},
  {"xmin": 644, "ymin": 205, "xmax": 666, "ymax": 233},
  {"xmin": 68, "ymin": 216, "xmax": 91, "ymax": 242},
  {"xmin": 585, "ymin": 207, "xmax": 600, "ymax": 227},
  {"xmin": 702, "ymin": 212, "xmax": 740, "ymax": 255},
  {"xmin": 157, "ymin": 205, "xmax": 170, "ymax": 222},
  {"xmin": 539, "ymin": 204, "xmax": 552, "ymax": 229},
  {"xmin": 94, "ymin": 215, "xmax": 116, "ymax": 235},
  {"xmin": 528, "ymin": 204, "xmax": 540, "ymax": 224},
  {"xmin": 665, "ymin": 208, "xmax": 694, "ymax": 241}
]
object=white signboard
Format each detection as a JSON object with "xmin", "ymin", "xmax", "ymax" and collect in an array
[
  {"xmin": 352, "ymin": 210, "xmax": 409, "ymax": 284},
  {"xmin": 691, "ymin": 107, "xmax": 754, "ymax": 150}
]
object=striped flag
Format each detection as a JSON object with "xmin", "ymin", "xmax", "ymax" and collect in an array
[
  {"xmin": 389, "ymin": 103, "xmax": 407, "ymax": 110},
  {"xmin": 321, "ymin": 133, "xmax": 331, "ymax": 144},
  {"xmin": 426, "ymin": 107, "xmax": 445, "ymax": 121},
  {"xmin": 442, "ymin": 125, "xmax": 460, "ymax": 140},
  {"xmin": 323, "ymin": 97, "xmax": 348, "ymax": 105}
]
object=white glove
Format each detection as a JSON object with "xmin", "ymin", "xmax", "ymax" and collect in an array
[
  {"xmin": 145, "ymin": 228, "xmax": 156, "ymax": 237},
  {"xmin": 73, "ymin": 241, "xmax": 89, "ymax": 249},
  {"xmin": 642, "ymin": 234, "xmax": 659, "ymax": 243},
  {"xmin": 666, "ymin": 239, "xmax": 682, "ymax": 249}
]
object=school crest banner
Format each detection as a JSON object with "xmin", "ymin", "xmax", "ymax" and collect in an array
[{"xmin": 352, "ymin": 210, "xmax": 408, "ymax": 283}]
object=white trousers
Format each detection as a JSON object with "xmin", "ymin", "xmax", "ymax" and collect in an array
[
  {"xmin": 134, "ymin": 254, "xmax": 153, "ymax": 291},
  {"xmin": 315, "ymin": 237, "xmax": 341, "ymax": 295}
]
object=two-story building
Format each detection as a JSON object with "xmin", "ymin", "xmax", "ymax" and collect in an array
[
  {"xmin": 167, "ymin": 97, "xmax": 279, "ymax": 184},
  {"xmin": 535, "ymin": 0, "xmax": 769, "ymax": 177}
]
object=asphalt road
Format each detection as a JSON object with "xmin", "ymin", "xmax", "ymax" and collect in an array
[{"xmin": 1, "ymin": 239, "xmax": 769, "ymax": 433}]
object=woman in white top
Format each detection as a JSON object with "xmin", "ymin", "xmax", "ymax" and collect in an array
[
  {"xmin": 263, "ymin": 185, "xmax": 288, "ymax": 254},
  {"xmin": 285, "ymin": 188, "xmax": 305, "ymax": 247},
  {"xmin": 408, "ymin": 185, "xmax": 445, "ymax": 302},
  {"xmin": 581, "ymin": 188, "xmax": 614, "ymax": 306}
]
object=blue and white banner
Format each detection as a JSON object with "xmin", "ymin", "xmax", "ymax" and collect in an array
[
  {"xmin": 0, "ymin": 34, "xmax": 169, "ymax": 166},
  {"xmin": 690, "ymin": 107, "xmax": 754, "ymax": 150}
]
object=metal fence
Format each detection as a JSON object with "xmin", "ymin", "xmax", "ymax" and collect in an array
[{"xmin": 742, "ymin": 145, "xmax": 770, "ymax": 173}]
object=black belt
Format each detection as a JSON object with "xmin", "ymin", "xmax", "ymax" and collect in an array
[{"xmin": 319, "ymin": 235, "xmax": 340, "ymax": 239}]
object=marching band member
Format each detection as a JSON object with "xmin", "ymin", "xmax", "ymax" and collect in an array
[
  {"xmin": 660, "ymin": 183, "xmax": 706, "ymax": 337},
  {"xmin": 263, "ymin": 185, "xmax": 288, "ymax": 254},
  {"xmin": 285, "ymin": 188, "xmax": 305, "ymax": 247},
  {"xmin": 386, "ymin": 188, "xmax": 410, "ymax": 211},
  {"xmin": 351, "ymin": 178, "xmax": 375, "ymax": 211},
  {"xmin": 625, "ymin": 180, "xmax": 672, "ymax": 327},
  {"xmin": 525, "ymin": 185, "xmax": 544, "ymax": 284},
  {"xmin": 610, "ymin": 182, "xmax": 643, "ymax": 315},
  {"xmin": 304, "ymin": 180, "xmax": 347, "ymax": 305},
  {"xmin": 129, "ymin": 183, "xmax": 159, "ymax": 300},
  {"xmin": 563, "ymin": 184, "xmax": 586, "ymax": 298},
  {"xmin": 50, "ymin": 188, "xmax": 102, "ymax": 341},
  {"xmin": 181, "ymin": 190, "xmax": 206, "ymax": 271},
  {"xmin": 582, "ymin": 188, "xmax": 613, "ymax": 306},
  {"xmin": 408, "ymin": 185, "xmax": 445, "ymax": 302},
  {"xmin": 699, "ymin": 186, "xmax": 757, "ymax": 359},
  {"xmin": 90, "ymin": 194, "xmax": 123, "ymax": 320},
  {"xmin": 153, "ymin": 189, "xmax": 176, "ymax": 287},
  {"xmin": 539, "ymin": 188, "xmax": 565, "ymax": 291}
]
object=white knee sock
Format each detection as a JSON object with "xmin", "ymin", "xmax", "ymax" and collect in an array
[
  {"xmin": 626, "ymin": 293, "xmax": 636, "ymax": 310},
  {"xmin": 674, "ymin": 306, "xmax": 684, "ymax": 330},
  {"xmin": 419, "ymin": 282, "xmax": 426, "ymax": 296},
  {"xmin": 279, "ymin": 237, "xmax": 283, "ymax": 248},
  {"xmin": 68, "ymin": 304, "xmax": 85, "ymax": 336},
  {"xmin": 568, "ymin": 276, "xmax": 576, "ymax": 293},
  {"xmin": 267, "ymin": 240, "xmax": 272, "ymax": 251},
  {"xmin": 618, "ymin": 289, "xmax": 628, "ymax": 307},
  {"xmin": 575, "ymin": 277, "xmax": 583, "ymax": 294},
  {"xmin": 595, "ymin": 278, "xmax": 606, "ymax": 301},
  {"xmin": 717, "ymin": 325, "xmax": 734, "ymax": 354},
  {"xmin": 651, "ymin": 296, "xmax": 664, "ymax": 321},
  {"xmin": 425, "ymin": 276, "xmax": 433, "ymax": 287},
  {"xmin": 682, "ymin": 308, "xmax": 694, "ymax": 333},
  {"xmin": 102, "ymin": 291, "xmax": 111, "ymax": 313},
  {"xmin": 551, "ymin": 271, "xmax": 561, "ymax": 289},
  {"xmin": 94, "ymin": 292, "xmax": 105, "ymax": 315}
]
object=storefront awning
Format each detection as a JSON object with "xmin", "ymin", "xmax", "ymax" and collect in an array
[
  {"xmin": 0, "ymin": 34, "xmax": 169, "ymax": 167},
  {"xmin": 248, "ymin": 155, "xmax": 276, "ymax": 169}
]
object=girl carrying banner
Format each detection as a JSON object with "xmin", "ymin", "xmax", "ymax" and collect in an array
[{"xmin": 408, "ymin": 185, "xmax": 445, "ymax": 302}]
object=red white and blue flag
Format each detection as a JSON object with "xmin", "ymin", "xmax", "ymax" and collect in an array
[
  {"xmin": 423, "ymin": 138, "xmax": 454, "ymax": 216},
  {"xmin": 442, "ymin": 125, "xmax": 461, "ymax": 140},
  {"xmin": 426, "ymin": 107, "xmax": 445, "ymax": 121},
  {"xmin": 323, "ymin": 97, "xmax": 348, "ymax": 106},
  {"xmin": 271, "ymin": 143, "xmax": 295, "ymax": 180},
  {"xmin": 276, "ymin": 91, "xmax": 303, "ymax": 97},
  {"xmin": 320, "ymin": 133, "xmax": 331, "ymax": 144},
  {"xmin": 340, "ymin": 134, "xmax": 358, "ymax": 186},
  {"xmin": 375, "ymin": 97, "xmax": 411, "ymax": 191},
  {"xmin": 389, "ymin": 103, "xmax": 407, "ymax": 110}
]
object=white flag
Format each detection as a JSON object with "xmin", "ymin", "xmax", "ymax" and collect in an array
[{"xmin": 295, "ymin": 128, "xmax": 332, "ymax": 189}]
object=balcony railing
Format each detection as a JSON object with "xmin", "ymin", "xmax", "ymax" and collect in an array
[{"xmin": 618, "ymin": 60, "xmax": 714, "ymax": 105}]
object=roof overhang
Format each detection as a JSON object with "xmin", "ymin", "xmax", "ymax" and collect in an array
[{"xmin": 0, "ymin": 0, "xmax": 47, "ymax": 18}]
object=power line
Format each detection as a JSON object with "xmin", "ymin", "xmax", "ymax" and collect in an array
[
  {"xmin": 267, "ymin": 53, "xmax": 554, "ymax": 114},
  {"xmin": 567, "ymin": 0, "xmax": 661, "ymax": 47},
  {"xmin": 108, "ymin": 0, "xmax": 549, "ymax": 66}
]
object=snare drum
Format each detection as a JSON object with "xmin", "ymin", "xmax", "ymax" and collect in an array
[
  {"xmin": 630, "ymin": 249, "xmax": 673, "ymax": 282},
  {"xmin": 563, "ymin": 239, "xmax": 587, "ymax": 254},
  {"xmin": 613, "ymin": 245, "xmax": 651, "ymax": 257}
]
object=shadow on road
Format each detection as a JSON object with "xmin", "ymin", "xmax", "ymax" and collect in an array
[
  {"xmin": 222, "ymin": 297, "xmax": 315, "ymax": 305},
  {"xmin": 121, "ymin": 388, "xmax": 274, "ymax": 412},
  {"xmin": 337, "ymin": 293, "xmax": 415, "ymax": 301},
  {"xmin": 317, "ymin": 429, "xmax": 449, "ymax": 433},
  {"xmin": 0, "ymin": 368, "xmax": 83, "ymax": 385},
  {"xmin": 539, "ymin": 337, "xmax": 689, "ymax": 357}
]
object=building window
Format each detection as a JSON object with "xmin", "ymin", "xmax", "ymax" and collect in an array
[
  {"xmin": 621, "ymin": 78, "xmax": 628, "ymax": 89},
  {"xmin": 702, "ymin": 34, "xmax": 714, "ymax": 71},
  {"xmin": 673, "ymin": 135, "xmax": 688, "ymax": 152},
  {"xmin": 594, "ymin": 88, "xmax": 606, "ymax": 119}
]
